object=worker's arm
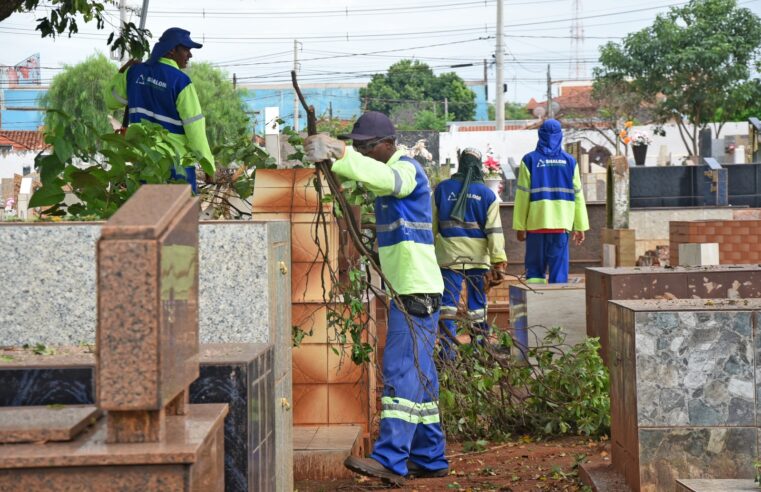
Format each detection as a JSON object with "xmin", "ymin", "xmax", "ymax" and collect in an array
[
  {"xmin": 332, "ymin": 147, "xmax": 417, "ymax": 198},
  {"xmin": 572, "ymin": 162, "xmax": 589, "ymax": 231},
  {"xmin": 176, "ymin": 83, "xmax": 215, "ymax": 174},
  {"xmin": 485, "ymin": 199, "xmax": 508, "ymax": 263},
  {"xmin": 104, "ymin": 70, "xmax": 128, "ymax": 110},
  {"xmin": 512, "ymin": 160, "xmax": 531, "ymax": 231}
]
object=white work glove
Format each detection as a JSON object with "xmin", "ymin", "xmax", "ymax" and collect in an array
[{"xmin": 304, "ymin": 134, "xmax": 346, "ymax": 162}]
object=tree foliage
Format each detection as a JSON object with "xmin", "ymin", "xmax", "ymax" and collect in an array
[
  {"xmin": 41, "ymin": 54, "xmax": 119, "ymax": 151},
  {"xmin": 360, "ymin": 60, "xmax": 476, "ymax": 122},
  {"xmin": 185, "ymin": 62, "xmax": 251, "ymax": 150},
  {"xmin": 488, "ymin": 102, "xmax": 532, "ymax": 120},
  {"xmin": 3, "ymin": 1, "xmax": 150, "ymax": 59},
  {"xmin": 594, "ymin": 0, "xmax": 761, "ymax": 155}
]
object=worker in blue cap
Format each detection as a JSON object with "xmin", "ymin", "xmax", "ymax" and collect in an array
[{"xmin": 105, "ymin": 27, "xmax": 214, "ymax": 193}]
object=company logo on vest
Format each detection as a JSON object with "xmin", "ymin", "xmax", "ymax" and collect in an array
[{"xmin": 537, "ymin": 158, "xmax": 567, "ymax": 168}]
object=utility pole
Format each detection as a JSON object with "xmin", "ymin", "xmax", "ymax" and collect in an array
[
  {"xmin": 546, "ymin": 65, "xmax": 553, "ymax": 118},
  {"xmin": 138, "ymin": 0, "xmax": 150, "ymax": 29},
  {"xmin": 444, "ymin": 98, "xmax": 449, "ymax": 122},
  {"xmin": 483, "ymin": 59, "xmax": 488, "ymax": 104},
  {"xmin": 293, "ymin": 39, "xmax": 301, "ymax": 131},
  {"xmin": 117, "ymin": 0, "xmax": 128, "ymax": 62},
  {"xmin": 495, "ymin": 0, "xmax": 505, "ymax": 131}
]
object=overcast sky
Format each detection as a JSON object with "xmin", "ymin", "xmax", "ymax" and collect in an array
[{"xmin": 2, "ymin": 0, "xmax": 761, "ymax": 106}]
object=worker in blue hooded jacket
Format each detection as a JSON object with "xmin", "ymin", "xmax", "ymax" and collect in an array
[
  {"xmin": 105, "ymin": 27, "xmax": 214, "ymax": 193},
  {"xmin": 513, "ymin": 119, "xmax": 589, "ymax": 284},
  {"xmin": 433, "ymin": 147, "xmax": 507, "ymax": 358}
]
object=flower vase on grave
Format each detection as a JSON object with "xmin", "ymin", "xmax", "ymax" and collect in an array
[
  {"xmin": 484, "ymin": 178, "xmax": 502, "ymax": 201},
  {"xmin": 632, "ymin": 144, "xmax": 648, "ymax": 166}
]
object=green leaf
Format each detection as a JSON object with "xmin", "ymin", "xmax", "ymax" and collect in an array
[{"xmin": 29, "ymin": 184, "xmax": 66, "ymax": 208}]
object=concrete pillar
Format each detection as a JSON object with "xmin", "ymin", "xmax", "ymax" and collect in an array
[{"xmin": 606, "ymin": 155, "xmax": 629, "ymax": 229}]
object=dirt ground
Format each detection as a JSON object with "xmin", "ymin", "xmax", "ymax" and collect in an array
[{"xmin": 296, "ymin": 436, "xmax": 610, "ymax": 491}]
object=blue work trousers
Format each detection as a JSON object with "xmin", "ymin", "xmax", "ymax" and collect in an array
[
  {"xmin": 370, "ymin": 300, "xmax": 448, "ymax": 476},
  {"xmin": 525, "ymin": 232, "xmax": 569, "ymax": 284},
  {"xmin": 170, "ymin": 165, "xmax": 198, "ymax": 194},
  {"xmin": 440, "ymin": 268, "xmax": 489, "ymax": 359}
]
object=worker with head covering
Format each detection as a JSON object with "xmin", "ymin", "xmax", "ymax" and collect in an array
[
  {"xmin": 105, "ymin": 27, "xmax": 214, "ymax": 193},
  {"xmin": 433, "ymin": 148, "xmax": 507, "ymax": 358},
  {"xmin": 513, "ymin": 119, "xmax": 589, "ymax": 283}
]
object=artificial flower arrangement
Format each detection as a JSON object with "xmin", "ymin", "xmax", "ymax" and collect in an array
[
  {"xmin": 482, "ymin": 153, "xmax": 502, "ymax": 179},
  {"xmin": 628, "ymin": 131, "xmax": 653, "ymax": 147}
]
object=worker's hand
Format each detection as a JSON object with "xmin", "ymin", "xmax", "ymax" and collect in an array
[
  {"xmin": 571, "ymin": 230, "xmax": 585, "ymax": 246},
  {"xmin": 304, "ymin": 134, "xmax": 346, "ymax": 162},
  {"xmin": 491, "ymin": 261, "xmax": 507, "ymax": 273},
  {"xmin": 516, "ymin": 230, "xmax": 527, "ymax": 242},
  {"xmin": 487, "ymin": 262, "xmax": 508, "ymax": 287}
]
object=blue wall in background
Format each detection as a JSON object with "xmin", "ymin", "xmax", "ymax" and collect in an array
[
  {"xmin": 0, "ymin": 84, "xmax": 489, "ymax": 133},
  {"xmin": 0, "ymin": 88, "xmax": 45, "ymax": 130},
  {"xmin": 242, "ymin": 83, "xmax": 488, "ymax": 133}
]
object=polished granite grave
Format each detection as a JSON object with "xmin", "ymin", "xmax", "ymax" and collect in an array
[
  {"xmin": 0, "ymin": 186, "xmax": 228, "ymax": 491},
  {"xmin": 0, "ymin": 342, "xmax": 274, "ymax": 492},
  {"xmin": 609, "ymin": 299, "xmax": 761, "ymax": 492}
]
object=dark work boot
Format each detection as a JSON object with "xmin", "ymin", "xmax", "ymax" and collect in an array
[
  {"xmin": 344, "ymin": 456, "xmax": 406, "ymax": 486},
  {"xmin": 406, "ymin": 460, "xmax": 450, "ymax": 478}
]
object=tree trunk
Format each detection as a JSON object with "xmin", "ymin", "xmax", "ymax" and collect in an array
[{"xmin": 0, "ymin": 1, "xmax": 25, "ymax": 22}]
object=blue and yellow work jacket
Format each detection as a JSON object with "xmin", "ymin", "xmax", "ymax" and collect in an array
[
  {"xmin": 433, "ymin": 179, "xmax": 507, "ymax": 270},
  {"xmin": 332, "ymin": 147, "xmax": 444, "ymax": 295},
  {"xmin": 105, "ymin": 57, "xmax": 215, "ymax": 171},
  {"xmin": 513, "ymin": 119, "xmax": 588, "ymax": 232}
]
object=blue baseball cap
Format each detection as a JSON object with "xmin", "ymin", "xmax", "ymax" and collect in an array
[
  {"xmin": 147, "ymin": 28, "xmax": 203, "ymax": 64},
  {"xmin": 338, "ymin": 111, "xmax": 396, "ymax": 141}
]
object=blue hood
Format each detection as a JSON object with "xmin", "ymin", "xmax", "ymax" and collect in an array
[{"xmin": 536, "ymin": 119, "xmax": 563, "ymax": 156}]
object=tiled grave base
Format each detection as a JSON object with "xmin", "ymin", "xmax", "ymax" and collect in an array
[
  {"xmin": 292, "ymin": 301, "xmax": 377, "ymax": 435},
  {"xmin": 670, "ymin": 219, "xmax": 761, "ymax": 265},
  {"xmin": 293, "ymin": 425, "xmax": 363, "ymax": 480},
  {"xmin": 609, "ymin": 300, "xmax": 761, "ymax": 491},
  {"xmin": 676, "ymin": 479, "xmax": 758, "ymax": 491},
  {"xmin": 0, "ymin": 344, "xmax": 273, "ymax": 492},
  {"xmin": 585, "ymin": 265, "xmax": 761, "ymax": 366},
  {"xmin": 0, "ymin": 403, "xmax": 227, "ymax": 492}
]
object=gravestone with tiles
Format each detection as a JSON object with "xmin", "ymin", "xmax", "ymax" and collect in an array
[
  {"xmin": 0, "ymin": 185, "xmax": 228, "ymax": 491},
  {"xmin": 607, "ymin": 299, "xmax": 761, "ymax": 491},
  {"xmin": 585, "ymin": 265, "xmax": 761, "ymax": 366}
]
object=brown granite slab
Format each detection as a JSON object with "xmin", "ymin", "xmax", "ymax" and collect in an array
[
  {"xmin": 0, "ymin": 403, "xmax": 227, "ymax": 469},
  {"xmin": 100, "ymin": 184, "xmax": 192, "ymax": 240},
  {"xmin": 97, "ymin": 186, "xmax": 199, "ymax": 412},
  {"xmin": 0, "ymin": 404, "xmax": 226, "ymax": 492},
  {"xmin": 0, "ymin": 405, "xmax": 100, "ymax": 444}
]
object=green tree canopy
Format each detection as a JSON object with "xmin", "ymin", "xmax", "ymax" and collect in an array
[
  {"xmin": 488, "ymin": 102, "xmax": 532, "ymax": 120},
  {"xmin": 594, "ymin": 0, "xmax": 761, "ymax": 155},
  {"xmin": 360, "ymin": 60, "xmax": 476, "ymax": 123},
  {"xmin": 41, "ymin": 54, "xmax": 119, "ymax": 150},
  {"xmin": 184, "ymin": 62, "xmax": 251, "ymax": 150}
]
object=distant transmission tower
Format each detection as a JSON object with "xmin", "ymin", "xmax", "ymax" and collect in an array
[{"xmin": 569, "ymin": 0, "xmax": 585, "ymax": 79}]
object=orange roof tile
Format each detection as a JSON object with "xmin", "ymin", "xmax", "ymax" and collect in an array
[{"xmin": 0, "ymin": 131, "xmax": 46, "ymax": 151}]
